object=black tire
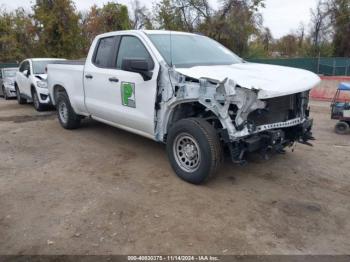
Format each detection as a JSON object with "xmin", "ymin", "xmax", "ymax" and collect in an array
[
  {"xmin": 32, "ymin": 89, "xmax": 45, "ymax": 112},
  {"xmin": 166, "ymin": 118, "xmax": 223, "ymax": 185},
  {"xmin": 335, "ymin": 121, "xmax": 350, "ymax": 135},
  {"xmin": 2, "ymin": 86, "xmax": 8, "ymax": 100},
  {"xmin": 15, "ymin": 85, "xmax": 26, "ymax": 104},
  {"xmin": 56, "ymin": 92, "xmax": 81, "ymax": 129}
]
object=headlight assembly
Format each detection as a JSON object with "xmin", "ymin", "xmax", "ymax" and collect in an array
[{"xmin": 37, "ymin": 81, "xmax": 48, "ymax": 88}]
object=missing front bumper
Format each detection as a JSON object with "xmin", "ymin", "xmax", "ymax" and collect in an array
[{"xmin": 228, "ymin": 119, "xmax": 314, "ymax": 164}]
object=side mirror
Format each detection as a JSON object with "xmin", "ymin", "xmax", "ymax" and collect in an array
[
  {"xmin": 23, "ymin": 70, "xmax": 30, "ymax": 77},
  {"xmin": 121, "ymin": 58, "xmax": 154, "ymax": 81}
]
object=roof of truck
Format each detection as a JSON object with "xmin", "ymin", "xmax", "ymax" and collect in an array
[{"xmin": 98, "ymin": 30, "xmax": 198, "ymax": 38}]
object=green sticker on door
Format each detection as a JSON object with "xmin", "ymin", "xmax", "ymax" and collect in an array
[{"xmin": 121, "ymin": 82, "xmax": 136, "ymax": 108}]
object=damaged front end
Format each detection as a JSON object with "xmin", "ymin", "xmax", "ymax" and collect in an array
[
  {"xmin": 199, "ymin": 78, "xmax": 315, "ymax": 164},
  {"xmin": 156, "ymin": 65, "xmax": 315, "ymax": 164}
]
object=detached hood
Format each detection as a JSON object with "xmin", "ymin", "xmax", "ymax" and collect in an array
[{"xmin": 175, "ymin": 63, "xmax": 321, "ymax": 99}]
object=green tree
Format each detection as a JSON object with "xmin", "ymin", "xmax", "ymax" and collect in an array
[
  {"xmin": 309, "ymin": 0, "xmax": 333, "ymax": 56},
  {"xmin": 98, "ymin": 2, "xmax": 131, "ymax": 32},
  {"xmin": 154, "ymin": 0, "xmax": 186, "ymax": 30},
  {"xmin": 131, "ymin": 0, "xmax": 153, "ymax": 30},
  {"xmin": 0, "ymin": 8, "xmax": 36, "ymax": 62},
  {"xmin": 81, "ymin": 5, "xmax": 100, "ymax": 53},
  {"xmin": 275, "ymin": 34, "xmax": 298, "ymax": 57},
  {"xmin": 33, "ymin": 0, "xmax": 83, "ymax": 58},
  {"xmin": 330, "ymin": 0, "xmax": 350, "ymax": 56},
  {"xmin": 154, "ymin": 0, "xmax": 211, "ymax": 32},
  {"xmin": 204, "ymin": 0, "xmax": 265, "ymax": 56},
  {"xmin": 81, "ymin": 2, "xmax": 131, "ymax": 52}
]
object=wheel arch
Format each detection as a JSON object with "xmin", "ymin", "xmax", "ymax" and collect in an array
[
  {"xmin": 52, "ymin": 85, "xmax": 67, "ymax": 106},
  {"xmin": 162, "ymin": 101, "xmax": 223, "ymax": 142},
  {"xmin": 30, "ymin": 84, "xmax": 36, "ymax": 95},
  {"xmin": 166, "ymin": 117, "xmax": 223, "ymax": 184}
]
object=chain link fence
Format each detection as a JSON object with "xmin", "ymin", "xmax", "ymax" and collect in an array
[
  {"xmin": 247, "ymin": 57, "xmax": 350, "ymax": 76},
  {"xmin": 0, "ymin": 63, "xmax": 19, "ymax": 69}
]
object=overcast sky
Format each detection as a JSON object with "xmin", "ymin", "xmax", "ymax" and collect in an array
[{"xmin": 0, "ymin": 0, "xmax": 318, "ymax": 38}]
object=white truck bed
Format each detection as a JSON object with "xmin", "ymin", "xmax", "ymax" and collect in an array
[{"xmin": 48, "ymin": 62, "xmax": 87, "ymax": 115}]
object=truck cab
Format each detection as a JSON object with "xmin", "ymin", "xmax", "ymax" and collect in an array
[
  {"xmin": 15, "ymin": 58, "xmax": 65, "ymax": 111},
  {"xmin": 48, "ymin": 30, "xmax": 320, "ymax": 184}
]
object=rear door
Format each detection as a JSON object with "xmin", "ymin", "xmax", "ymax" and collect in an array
[
  {"xmin": 83, "ymin": 36, "xmax": 122, "ymax": 121},
  {"xmin": 84, "ymin": 33, "xmax": 159, "ymax": 138}
]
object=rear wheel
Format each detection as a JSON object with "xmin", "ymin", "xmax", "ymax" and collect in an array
[
  {"xmin": 2, "ymin": 86, "xmax": 8, "ymax": 100},
  {"xmin": 32, "ymin": 89, "xmax": 45, "ymax": 111},
  {"xmin": 335, "ymin": 121, "xmax": 350, "ymax": 135},
  {"xmin": 166, "ymin": 118, "xmax": 223, "ymax": 185},
  {"xmin": 56, "ymin": 92, "xmax": 81, "ymax": 129},
  {"xmin": 16, "ymin": 85, "xmax": 26, "ymax": 104}
]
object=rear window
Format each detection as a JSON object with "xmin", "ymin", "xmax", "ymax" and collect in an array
[
  {"xmin": 93, "ymin": 37, "xmax": 117, "ymax": 68},
  {"xmin": 4, "ymin": 69, "xmax": 17, "ymax": 77}
]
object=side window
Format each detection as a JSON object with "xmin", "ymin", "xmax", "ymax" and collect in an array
[
  {"xmin": 19, "ymin": 62, "xmax": 25, "ymax": 72},
  {"xmin": 0, "ymin": 70, "xmax": 2, "ymax": 79},
  {"xmin": 116, "ymin": 36, "xmax": 152, "ymax": 69},
  {"xmin": 93, "ymin": 37, "xmax": 117, "ymax": 68},
  {"xmin": 20, "ymin": 61, "xmax": 30, "ymax": 74}
]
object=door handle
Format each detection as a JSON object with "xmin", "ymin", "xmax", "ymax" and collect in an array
[
  {"xmin": 109, "ymin": 77, "xmax": 119, "ymax": 83},
  {"xmin": 85, "ymin": 74, "xmax": 93, "ymax": 79}
]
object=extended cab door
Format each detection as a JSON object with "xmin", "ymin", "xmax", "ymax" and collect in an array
[{"xmin": 83, "ymin": 34, "xmax": 159, "ymax": 138}]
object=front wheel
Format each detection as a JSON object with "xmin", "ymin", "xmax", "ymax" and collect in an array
[
  {"xmin": 32, "ymin": 90, "xmax": 45, "ymax": 111},
  {"xmin": 2, "ymin": 86, "xmax": 8, "ymax": 100},
  {"xmin": 166, "ymin": 118, "xmax": 223, "ymax": 185},
  {"xmin": 56, "ymin": 92, "xmax": 81, "ymax": 130},
  {"xmin": 16, "ymin": 85, "xmax": 26, "ymax": 104}
]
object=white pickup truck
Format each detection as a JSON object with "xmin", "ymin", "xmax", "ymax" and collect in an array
[{"xmin": 48, "ymin": 30, "xmax": 320, "ymax": 184}]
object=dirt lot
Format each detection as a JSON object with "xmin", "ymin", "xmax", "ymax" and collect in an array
[{"xmin": 0, "ymin": 98, "xmax": 349, "ymax": 255}]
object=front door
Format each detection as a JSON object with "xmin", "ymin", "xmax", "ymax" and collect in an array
[{"xmin": 84, "ymin": 34, "xmax": 159, "ymax": 138}]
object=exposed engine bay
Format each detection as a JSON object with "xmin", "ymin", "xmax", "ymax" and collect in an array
[{"xmin": 155, "ymin": 63, "xmax": 315, "ymax": 164}]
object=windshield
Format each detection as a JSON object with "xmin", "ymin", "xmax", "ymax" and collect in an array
[
  {"xmin": 4, "ymin": 69, "xmax": 17, "ymax": 78},
  {"xmin": 33, "ymin": 60, "xmax": 59, "ymax": 74},
  {"xmin": 147, "ymin": 33, "xmax": 242, "ymax": 68}
]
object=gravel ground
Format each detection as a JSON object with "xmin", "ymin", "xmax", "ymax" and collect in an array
[{"xmin": 0, "ymin": 98, "xmax": 349, "ymax": 255}]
